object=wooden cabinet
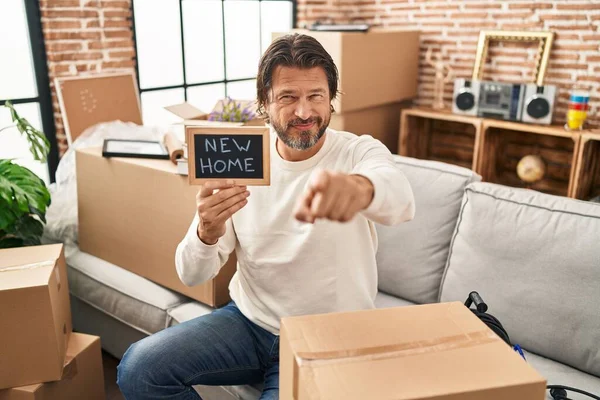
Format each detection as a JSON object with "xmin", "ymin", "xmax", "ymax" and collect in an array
[{"xmin": 399, "ymin": 108, "xmax": 598, "ymax": 201}]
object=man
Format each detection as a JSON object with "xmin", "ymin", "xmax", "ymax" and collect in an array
[{"xmin": 117, "ymin": 33, "xmax": 415, "ymax": 400}]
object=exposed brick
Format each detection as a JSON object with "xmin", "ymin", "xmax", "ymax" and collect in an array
[
  {"xmin": 583, "ymin": 34, "xmax": 600, "ymax": 41},
  {"xmin": 546, "ymin": 72, "xmax": 574, "ymax": 80},
  {"xmin": 41, "ymin": 10, "xmax": 99, "ymax": 18},
  {"xmin": 425, "ymin": 4, "xmax": 460, "ymax": 10},
  {"xmin": 412, "ymin": 12, "xmax": 447, "ymax": 18},
  {"xmin": 502, "ymin": 22, "xmax": 545, "ymax": 29},
  {"xmin": 554, "ymin": 33, "xmax": 581, "ymax": 40},
  {"xmin": 556, "ymin": 3, "xmax": 600, "ymax": 10},
  {"xmin": 549, "ymin": 62, "xmax": 590, "ymax": 70},
  {"xmin": 101, "ymin": 60, "xmax": 136, "ymax": 69},
  {"xmin": 540, "ymin": 14, "xmax": 588, "ymax": 21},
  {"xmin": 47, "ymin": 52, "xmax": 103, "ymax": 62},
  {"xmin": 551, "ymin": 53, "xmax": 581, "ymax": 61},
  {"xmin": 544, "ymin": 23, "xmax": 594, "ymax": 30},
  {"xmin": 85, "ymin": 20, "xmax": 101, "ymax": 28},
  {"xmin": 44, "ymin": 20, "xmax": 81, "ymax": 30},
  {"xmin": 49, "ymin": 64, "xmax": 72, "ymax": 75},
  {"xmin": 109, "ymin": 49, "xmax": 135, "ymax": 59},
  {"xmin": 45, "ymin": 31, "xmax": 102, "ymax": 40},
  {"xmin": 104, "ymin": 9, "xmax": 132, "ymax": 18},
  {"xmin": 40, "ymin": 0, "xmax": 81, "ymax": 8},
  {"xmin": 586, "ymin": 55, "xmax": 600, "ymax": 62},
  {"xmin": 508, "ymin": 3, "xmax": 554, "ymax": 9},
  {"xmin": 104, "ymin": 20, "xmax": 131, "ymax": 28},
  {"xmin": 553, "ymin": 43, "xmax": 599, "ymax": 51},
  {"xmin": 489, "ymin": 12, "xmax": 534, "ymax": 19},
  {"xmin": 100, "ymin": 1, "xmax": 130, "ymax": 8},
  {"xmin": 450, "ymin": 12, "xmax": 488, "ymax": 19},
  {"xmin": 104, "ymin": 30, "xmax": 133, "ymax": 38},
  {"xmin": 46, "ymin": 42, "xmax": 83, "ymax": 52},
  {"xmin": 463, "ymin": 3, "xmax": 503, "ymax": 9},
  {"xmin": 458, "ymin": 21, "xmax": 497, "ymax": 28}
]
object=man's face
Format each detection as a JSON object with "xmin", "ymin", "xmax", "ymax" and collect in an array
[{"xmin": 266, "ymin": 66, "xmax": 332, "ymax": 151}]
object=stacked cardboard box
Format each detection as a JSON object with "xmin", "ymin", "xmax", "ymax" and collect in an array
[
  {"xmin": 273, "ymin": 29, "xmax": 421, "ymax": 153},
  {"xmin": 0, "ymin": 244, "xmax": 105, "ymax": 399}
]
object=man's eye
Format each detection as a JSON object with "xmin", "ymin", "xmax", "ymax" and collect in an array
[{"xmin": 310, "ymin": 94, "xmax": 324, "ymax": 100}]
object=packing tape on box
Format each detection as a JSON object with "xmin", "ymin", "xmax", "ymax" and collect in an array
[
  {"xmin": 0, "ymin": 260, "xmax": 55, "ymax": 273},
  {"xmin": 293, "ymin": 329, "xmax": 498, "ymax": 400}
]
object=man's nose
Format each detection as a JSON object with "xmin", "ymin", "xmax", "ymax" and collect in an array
[{"xmin": 294, "ymin": 98, "xmax": 312, "ymax": 120}]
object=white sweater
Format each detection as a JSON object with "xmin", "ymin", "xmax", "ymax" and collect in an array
[{"xmin": 175, "ymin": 128, "xmax": 415, "ymax": 334}]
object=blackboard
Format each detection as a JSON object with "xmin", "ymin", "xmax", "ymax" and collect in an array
[{"xmin": 186, "ymin": 126, "xmax": 271, "ymax": 186}]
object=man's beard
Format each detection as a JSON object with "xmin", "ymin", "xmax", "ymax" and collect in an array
[{"xmin": 271, "ymin": 114, "xmax": 330, "ymax": 151}]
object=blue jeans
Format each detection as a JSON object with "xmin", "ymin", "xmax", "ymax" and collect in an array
[{"xmin": 117, "ymin": 302, "xmax": 279, "ymax": 399}]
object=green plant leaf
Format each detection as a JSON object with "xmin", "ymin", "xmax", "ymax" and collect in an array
[
  {"xmin": 4, "ymin": 100, "xmax": 50, "ymax": 162},
  {"xmin": 11, "ymin": 214, "xmax": 44, "ymax": 246},
  {"xmin": 0, "ymin": 197, "xmax": 19, "ymax": 231},
  {"xmin": 0, "ymin": 236, "xmax": 23, "ymax": 249},
  {"xmin": 0, "ymin": 159, "xmax": 50, "ymax": 215}
]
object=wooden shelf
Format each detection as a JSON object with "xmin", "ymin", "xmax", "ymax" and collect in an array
[
  {"xmin": 572, "ymin": 132, "xmax": 600, "ymax": 201},
  {"xmin": 398, "ymin": 107, "xmax": 595, "ymax": 199},
  {"xmin": 399, "ymin": 108, "xmax": 483, "ymax": 170}
]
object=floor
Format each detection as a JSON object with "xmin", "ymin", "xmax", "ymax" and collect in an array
[{"xmin": 103, "ymin": 351, "xmax": 125, "ymax": 400}]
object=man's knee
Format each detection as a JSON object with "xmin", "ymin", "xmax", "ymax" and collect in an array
[{"xmin": 117, "ymin": 339, "xmax": 155, "ymax": 395}]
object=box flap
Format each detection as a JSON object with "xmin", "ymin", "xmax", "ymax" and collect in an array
[
  {"xmin": 164, "ymin": 103, "xmax": 208, "ymax": 120},
  {"xmin": 0, "ymin": 244, "xmax": 63, "ymax": 291}
]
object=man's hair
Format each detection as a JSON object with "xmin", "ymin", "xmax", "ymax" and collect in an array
[{"xmin": 256, "ymin": 33, "xmax": 339, "ymax": 121}]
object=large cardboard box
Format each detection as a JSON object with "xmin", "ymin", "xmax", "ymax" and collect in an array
[
  {"xmin": 0, "ymin": 244, "xmax": 72, "ymax": 389},
  {"xmin": 280, "ymin": 302, "xmax": 546, "ymax": 400},
  {"xmin": 0, "ymin": 333, "xmax": 105, "ymax": 400},
  {"xmin": 76, "ymin": 147, "xmax": 236, "ymax": 306},
  {"xmin": 273, "ymin": 29, "xmax": 420, "ymax": 114},
  {"xmin": 329, "ymin": 101, "xmax": 411, "ymax": 153}
]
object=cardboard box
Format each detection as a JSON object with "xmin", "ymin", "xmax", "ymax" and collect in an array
[
  {"xmin": 165, "ymin": 99, "xmax": 265, "ymax": 128},
  {"xmin": 76, "ymin": 147, "xmax": 236, "ymax": 307},
  {"xmin": 0, "ymin": 333, "xmax": 105, "ymax": 400},
  {"xmin": 55, "ymin": 72, "xmax": 142, "ymax": 145},
  {"xmin": 280, "ymin": 302, "xmax": 546, "ymax": 400},
  {"xmin": 0, "ymin": 244, "xmax": 73, "ymax": 389},
  {"xmin": 329, "ymin": 101, "xmax": 411, "ymax": 154},
  {"xmin": 273, "ymin": 29, "xmax": 420, "ymax": 114}
]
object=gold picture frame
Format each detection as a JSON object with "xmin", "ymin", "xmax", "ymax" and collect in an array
[{"xmin": 472, "ymin": 30, "xmax": 554, "ymax": 86}]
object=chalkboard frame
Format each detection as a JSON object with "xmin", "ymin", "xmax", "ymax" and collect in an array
[{"xmin": 186, "ymin": 125, "xmax": 271, "ymax": 186}]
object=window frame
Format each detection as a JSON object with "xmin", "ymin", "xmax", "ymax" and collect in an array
[
  {"xmin": 131, "ymin": 0, "xmax": 297, "ymax": 103},
  {"xmin": 0, "ymin": 0, "xmax": 59, "ymax": 183}
]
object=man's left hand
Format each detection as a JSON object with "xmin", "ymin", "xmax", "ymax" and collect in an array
[{"xmin": 294, "ymin": 170, "xmax": 374, "ymax": 224}]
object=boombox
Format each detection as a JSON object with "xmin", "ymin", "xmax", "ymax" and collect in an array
[{"xmin": 452, "ymin": 79, "xmax": 556, "ymax": 125}]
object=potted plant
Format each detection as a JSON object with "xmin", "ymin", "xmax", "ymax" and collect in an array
[{"xmin": 0, "ymin": 101, "xmax": 51, "ymax": 248}]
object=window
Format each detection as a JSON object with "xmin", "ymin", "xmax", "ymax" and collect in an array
[
  {"xmin": 132, "ymin": 0, "xmax": 295, "ymax": 127},
  {"xmin": 0, "ymin": 0, "xmax": 57, "ymax": 184}
]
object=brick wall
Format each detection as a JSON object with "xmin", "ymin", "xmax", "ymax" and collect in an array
[
  {"xmin": 297, "ymin": 0, "xmax": 600, "ymax": 128},
  {"xmin": 40, "ymin": 0, "xmax": 135, "ymax": 154}
]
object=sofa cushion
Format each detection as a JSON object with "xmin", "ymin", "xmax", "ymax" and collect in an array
[
  {"xmin": 440, "ymin": 182, "xmax": 600, "ymax": 377},
  {"xmin": 67, "ymin": 248, "xmax": 190, "ymax": 335},
  {"xmin": 168, "ymin": 301, "xmax": 217, "ymax": 326},
  {"xmin": 525, "ymin": 350, "xmax": 600, "ymax": 400},
  {"xmin": 376, "ymin": 156, "xmax": 481, "ymax": 304},
  {"xmin": 374, "ymin": 292, "xmax": 416, "ymax": 309}
]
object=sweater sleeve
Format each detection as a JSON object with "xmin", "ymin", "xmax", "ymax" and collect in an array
[
  {"xmin": 175, "ymin": 214, "xmax": 236, "ymax": 287},
  {"xmin": 350, "ymin": 135, "xmax": 415, "ymax": 226}
]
